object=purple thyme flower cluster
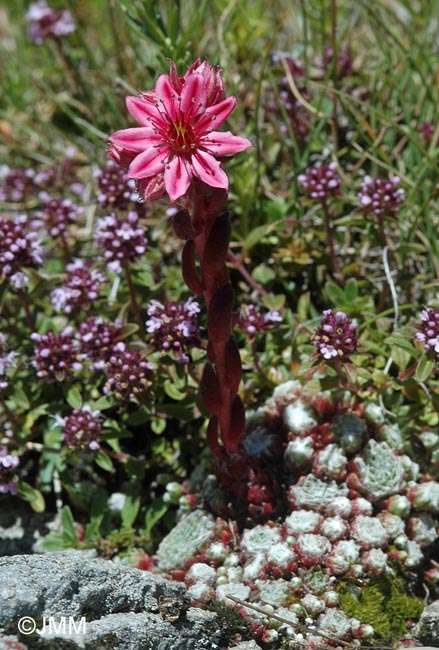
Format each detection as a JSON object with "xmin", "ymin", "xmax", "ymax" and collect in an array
[
  {"xmin": 238, "ymin": 304, "xmax": 283, "ymax": 338},
  {"xmin": 0, "ymin": 333, "xmax": 16, "ymax": 390},
  {"xmin": 94, "ymin": 212, "xmax": 148, "ymax": 274},
  {"xmin": 358, "ymin": 175, "xmax": 404, "ymax": 217},
  {"xmin": 419, "ymin": 122, "xmax": 435, "ymax": 144},
  {"xmin": 415, "ymin": 308, "xmax": 439, "ymax": 357},
  {"xmin": 94, "ymin": 160, "xmax": 140, "ymax": 211},
  {"xmin": 53, "ymin": 406, "xmax": 102, "ymax": 451},
  {"xmin": 31, "ymin": 328, "xmax": 82, "ymax": 382},
  {"xmin": 0, "ymin": 166, "xmax": 40, "ymax": 202},
  {"xmin": 36, "ymin": 194, "xmax": 80, "ymax": 238},
  {"xmin": 0, "ymin": 215, "xmax": 43, "ymax": 288},
  {"xmin": 319, "ymin": 45, "xmax": 353, "ymax": 79},
  {"xmin": 145, "ymin": 297, "xmax": 201, "ymax": 362},
  {"xmin": 50, "ymin": 259, "xmax": 106, "ymax": 314},
  {"xmin": 0, "ymin": 152, "xmax": 83, "ymax": 204},
  {"xmin": 0, "ymin": 447, "xmax": 19, "ymax": 495},
  {"xmin": 76, "ymin": 317, "xmax": 123, "ymax": 369},
  {"xmin": 312, "ymin": 309, "xmax": 358, "ymax": 361},
  {"xmin": 297, "ymin": 162, "xmax": 341, "ymax": 200},
  {"xmin": 25, "ymin": 0, "xmax": 76, "ymax": 45},
  {"xmin": 103, "ymin": 342, "xmax": 152, "ymax": 402}
]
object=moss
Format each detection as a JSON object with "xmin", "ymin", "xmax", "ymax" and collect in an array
[
  {"xmin": 338, "ymin": 573, "xmax": 424, "ymax": 643},
  {"xmin": 205, "ymin": 600, "xmax": 251, "ymax": 645}
]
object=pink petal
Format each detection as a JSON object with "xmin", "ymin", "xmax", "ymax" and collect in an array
[
  {"xmin": 168, "ymin": 61, "xmax": 184, "ymax": 93},
  {"xmin": 180, "ymin": 72, "xmax": 207, "ymax": 122},
  {"xmin": 184, "ymin": 58, "xmax": 202, "ymax": 80},
  {"xmin": 201, "ymin": 131, "xmax": 252, "ymax": 156},
  {"xmin": 126, "ymin": 96, "xmax": 166, "ymax": 129},
  {"xmin": 138, "ymin": 174, "xmax": 166, "ymax": 201},
  {"xmin": 191, "ymin": 150, "xmax": 229, "ymax": 190},
  {"xmin": 155, "ymin": 74, "xmax": 179, "ymax": 122},
  {"xmin": 128, "ymin": 147, "xmax": 168, "ymax": 179},
  {"xmin": 108, "ymin": 144, "xmax": 137, "ymax": 169},
  {"xmin": 139, "ymin": 90, "xmax": 156, "ymax": 104},
  {"xmin": 109, "ymin": 127, "xmax": 161, "ymax": 152},
  {"xmin": 164, "ymin": 156, "xmax": 192, "ymax": 202},
  {"xmin": 196, "ymin": 96, "xmax": 236, "ymax": 132}
]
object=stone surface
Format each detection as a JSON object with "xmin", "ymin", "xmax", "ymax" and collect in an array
[
  {"xmin": 0, "ymin": 551, "xmax": 225, "ymax": 650},
  {"xmin": 415, "ymin": 600, "xmax": 439, "ymax": 646}
]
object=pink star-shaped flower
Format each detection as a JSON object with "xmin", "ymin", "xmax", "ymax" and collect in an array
[{"xmin": 108, "ymin": 60, "xmax": 252, "ymax": 203}]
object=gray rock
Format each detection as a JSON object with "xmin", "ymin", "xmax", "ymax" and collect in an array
[
  {"xmin": 41, "ymin": 612, "xmax": 221, "ymax": 650},
  {"xmin": 0, "ymin": 550, "xmax": 186, "ymax": 624},
  {"xmin": 228, "ymin": 642, "xmax": 263, "ymax": 650},
  {"xmin": 0, "ymin": 551, "xmax": 225, "ymax": 650},
  {"xmin": 415, "ymin": 600, "xmax": 439, "ymax": 646}
]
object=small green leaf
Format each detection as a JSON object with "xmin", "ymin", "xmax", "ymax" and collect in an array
[
  {"xmin": 17, "ymin": 482, "xmax": 46, "ymax": 513},
  {"xmin": 164, "ymin": 380, "xmax": 186, "ymax": 401},
  {"xmin": 297, "ymin": 292, "xmax": 310, "ymax": 322},
  {"xmin": 345, "ymin": 278, "xmax": 358, "ymax": 301},
  {"xmin": 415, "ymin": 354, "xmax": 435, "ymax": 383},
  {"xmin": 151, "ymin": 418, "xmax": 167, "ymax": 434},
  {"xmin": 85, "ymin": 516, "xmax": 103, "ymax": 542},
  {"xmin": 262, "ymin": 294, "xmax": 285, "ymax": 311},
  {"xmin": 66, "ymin": 386, "xmax": 82, "ymax": 410},
  {"xmin": 127, "ymin": 408, "xmax": 150, "ymax": 425},
  {"xmin": 145, "ymin": 497, "xmax": 169, "ymax": 533},
  {"xmin": 119, "ymin": 323, "xmax": 140, "ymax": 339},
  {"xmin": 252, "ymin": 264, "xmax": 275, "ymax": 285},
  {"xmin": 42, "ymin": 532, "xmax": 66, "ymax": 551},
  {"xmin": 325, "ymin": 282, "xmax": 347, "ymax": 305},
  {"xmin": 92, "ymin": 396, "xmax": 116, "ymax": 410},
  {"xmin": 385, "ymin": 336, "xmax": 417, "ymax": 354},
  {"xmin": 95, "ymin": 449, "xmax": 114, "ymax": 472},
  {"xmin": 61, "ymin": 506, "xmax": 78, "ymax": 544},
  {"xmin": 90, "ymin": 489, "xmax": 108, "ymax": 519},
  {"xmin": 390, "ymin": 347, "xmax": 411, "ymax": 372},
  {"xmin": 344, "ymin": 362, "xmax": 357, "ymax": 385},
  {"xmin": 244, "ymin": 224, "xmax": 270, "ymax": 251},
  {"xmin": 121, "ymin": 495, "xmax": 140, "ymax": 529},
  {"xmin": 11, "ymin": 387, "xmax": 30, "ymax": 410}
]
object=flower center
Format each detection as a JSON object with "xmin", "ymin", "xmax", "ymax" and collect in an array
[{"xmin": 167, "ymin": 123, "xmax": 196, "ymax": 154}]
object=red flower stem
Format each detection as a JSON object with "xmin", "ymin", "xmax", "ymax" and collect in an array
[
  {"xmin": 123, "ymin": 264, "xmax": 145, "ymax": 336},
  {"xmin": 18, "ymin": 290, "xmax": 36, "ymax": 330},
  {"xmin": 60, "ymin": 232, "xmax": 71, "ymax": 261},
  {"xmin": 251, "ymin": 339, "xmax": 264, "ymax": 375},
  {"xmin": 195, "ymin": 226, "xmax": 233, "ymax": 451},
  {"xmin": 377, "ymin": 213, "xmax": 388, "ymax": 248},
  {"xmin": 321, "ymin": 199, "xmax": 343, "ymax": 280},
  {"xmin": 180, "ymin": 185, "xmax": 245, "ymax": 456},
  {"xmin": 227, "ymin": 250, "xmax": 269, "ymax": 298}
]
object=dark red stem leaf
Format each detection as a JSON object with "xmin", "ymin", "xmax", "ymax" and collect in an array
[
  {"xmin": 182, "ymin": 239, "xmax": 203, "ymax": 294},
  {"xmin": 225, "ymin": 394, "xmax": 246, "ymax": 453},
  {"xmin": 224, "ymin": 335, "xmax": 242, "ymax": 394},
  {"xmin": 208, "ymin": 283, "xmax": 234, "ymax": 342},
  {"xmin": 200, "ymin": 361, "xmax": 222, "ymax": 415},
  {"xmin": 172, "ymin": 209, "xmax": 201, "ymax": 240},
  {"xmin": 203, "ymin": 212, "xmax": 231, "ymax": 276}
]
